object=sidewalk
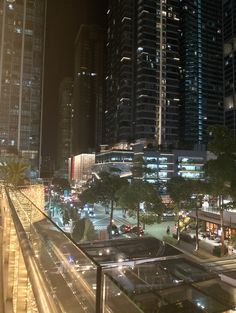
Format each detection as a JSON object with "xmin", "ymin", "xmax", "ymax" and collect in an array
[
  {"xmin": 114, "ymin": 210, "xmax": 212, "ymax": 260},
  {"xmin": 135, "ymin": 220, "xmax": 218, "ymax": 261},
  {"xmin": 173, "ymin": 240, "xmax": 215, "ymax": 261}
]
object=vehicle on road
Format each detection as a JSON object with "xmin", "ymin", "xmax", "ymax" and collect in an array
[
  {"xmin": 130, "ymin": 226, "xmax": 144, "ymax": 236},
  {"xmin": 162, "ymin": 210, "xmax": 176, "ymax": 217},
  {"xmin": 107, "ymin": 224, "xmax": 120, "ymax": 236},
  {"xmin": 88, "ymin": 209, "xmax": 95, "ymax": 218},
  {"xmin": 119, "ymin": 224, "xmax": 131, "ymax": 233}
]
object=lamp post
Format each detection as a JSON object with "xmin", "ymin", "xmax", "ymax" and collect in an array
[{"xmin": 195, "ymin": 197, "xmax": 201, "ymax": 251}]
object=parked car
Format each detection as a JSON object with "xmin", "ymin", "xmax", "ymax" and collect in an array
[
  {"xmin": 130, "ymin": 226, "xmax": 144, "ymax": 236},
  {"xmin": 120, "ymin": 224, "xmax": 131, "ymax": 234}
]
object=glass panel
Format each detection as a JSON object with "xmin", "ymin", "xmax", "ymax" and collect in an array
[
  {"xmin": 8, "ymin": 188, "xmax": 97, "ymax": 313},
  {"xmin": 104, "ymin": 274, "xmax": 145, "ymax": 313}
]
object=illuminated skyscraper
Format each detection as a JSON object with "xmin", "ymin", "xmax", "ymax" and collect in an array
[
  {"xmin": 180, "ymin": 0, "xmax": 223, "ymax": 144},
  {"xmin": 105, "ymin": 0, "xmax": 181, "ymax": 148},
  {"xmin": 0, "ymin": 0, "xmax": 46, "ymax": 169},
  {"xmin": 105, "ymin": 0, "xmax": 224, "ymax": 148}
]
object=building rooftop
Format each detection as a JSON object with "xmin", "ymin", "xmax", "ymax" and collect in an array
[
  {"xmin": 79, "ymin": 236, "xmax": 182, "ymax": 265},
  {"xmin": 79, "ymin": 237, "xmax": 236, "ymax": 313}
]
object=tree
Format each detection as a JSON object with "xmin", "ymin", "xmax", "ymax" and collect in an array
[
  {"xmin": 188, "ymin": 180, "xmax": 209, "ymax": 250},
  {"xmin": 204, "ymin": 125, "xmax": 236, "ymax": 256},
  {"xmin": 132, "ymin": 154, "xmax": 145, "ymax": 180},
  {"xmin": 52, "ymin": 177, "xmax": 70, "ymax": 193},
  {"xmin": 62, "ymin": 209, "xmax": 70, "ymax": 226},
  {"xmin": 167, "ymin": 176, "xmax": 193, "ymax": 241},
  {"xmin": 0, "ymin": 158, "xmax": 28, "ymax": 187},
  {"xmin": 132, "ymin": 153, "xmax": 155, "ymax": 181},
  {"xmin": 117, "ymin": 180, "xmax": 164, "ymax": 236},
  {"xmin": 80, "ymin": 171, "xmax": 128, "ymax": 238},
  {"xmin": 71, "ymin": 218, "xmax": 96, "ymax": 243}
]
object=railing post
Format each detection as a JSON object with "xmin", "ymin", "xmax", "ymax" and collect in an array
[{"xmin": 96, "ymin": 265, "xmax": 103, "ymax": 313}]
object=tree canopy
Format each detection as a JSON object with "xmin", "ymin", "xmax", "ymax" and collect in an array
[
  {"xmin": 204, "ymin": 125, "xmax": 236, "ymax": 256},
  {"xmin": 167, "ymin": 176, "xmax": 193, "ymax": 240},
  {"xmin": 80, "ymin": 171, "xmax": 128, "ymax": 238},
  {"xmin": 204, "ymin": 125, "xmax": 236, "ymax": 203},
  {"xmin": 167, "ymin": 176, "xmax": 193, "ymax": 207},
  {"xmin": 117, "ymin": 180, "xmax": 164, "ymax": 235},
  {"xmin": 71, "ymin": 218, "xmax": 96, "ymax": 243}
]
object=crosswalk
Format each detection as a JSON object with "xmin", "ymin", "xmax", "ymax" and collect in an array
[
  {"xmin": 92, "ymin": 214, "xmax": 135, "ymax": 230},
  {"xmin": 204, "ymin": 257, "xmax": 236, "ymax": 274}
]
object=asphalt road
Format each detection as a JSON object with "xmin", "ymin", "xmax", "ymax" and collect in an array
[{"xmin": 91, "ymin": 204, "xmax": 175, "ymax": 240}]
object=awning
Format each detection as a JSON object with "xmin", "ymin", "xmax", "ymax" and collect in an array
[{"xmin": 189, "ymin": 210, "xmax": 236, "ymax": 228}]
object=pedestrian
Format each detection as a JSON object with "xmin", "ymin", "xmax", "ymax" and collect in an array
[{"xmin": 166, "ymin": 225, "xmax": 170, "ymax": 235}]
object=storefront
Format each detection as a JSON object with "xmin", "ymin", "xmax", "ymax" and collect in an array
[{"xmin": 190, "ymin": 210, "xmax": 236, "ymax": 240}]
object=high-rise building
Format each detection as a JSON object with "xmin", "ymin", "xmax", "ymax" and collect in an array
[
  {"xmin": 180, "ymin": 0, "xmax": 223, "ymax": 145},
  {"xmin": 0, "ymin": 0, "xmax": 46, "ymax": 170},
  {"xmin": 105, "ymin": 0, "xmax": 224, "ymax": 148},
  {"xmin": 223, "ymin": 0, "xmax": 236, "ymax": 135},
  {"xmin": 56, "ymin": 77, "xmax": 73, "ymax": 174},
  {"xmin": 72, "ymin": 24, "xmax": 105, "ymax": 155},
  {"xmin": 105, "ymin": 0, "xmax": 181, "ymax": 148}
]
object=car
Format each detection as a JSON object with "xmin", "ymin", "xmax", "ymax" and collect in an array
[
  {"xmin": 130, "ymin": 226, "xmax": 144, "ymax": 236},
  {"xmin": 119, "ymin": 224, "xmax": 131, "ymax": 233},
  {"xmin": 88, "ymin": 210, "xmax": 95, "ymax": 217},
  {"xmin": 107, "ymin": 224, "xmax": 120, "ymax": 236},
  {"xmin": 163, "ymin": 210, "xmax": 176, "ymax": 217}
]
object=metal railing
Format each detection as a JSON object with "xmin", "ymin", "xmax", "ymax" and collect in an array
[{"xmin": 0, "ymin": 186, "xmax": 143, "ymax": 313}]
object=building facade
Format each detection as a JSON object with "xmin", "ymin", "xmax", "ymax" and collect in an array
[
  {"xmin": 73, "ymin": 24, "xmax": 105, "ymax": 155},
  {"xmin": 105, "ymin": 0, "xmax": 181, "ymax": 148},
  {"xmin": 223, "ymin": 0, "xmax": 236, "ymax": 135},
  {"xmin": 105, "ymin": 0, "xmax": 224, "ymax": 149},
  {"xmin": 179, "ymin": 0, "xmax": 223, "ymax": 144},
  {"xmin": 68, "ymin": 153, "xmax": 95, "ymax": 185},
  {"xmin": 56, "ymin": 77, "xmax": 73, "ymax": 174},
  {"xmin": 92, "ymin": 145, "xmax": 206, "ymax": 193},
  {"xmin": 0, "ymin": 0, "xmax": 46, "ymax": 170}
]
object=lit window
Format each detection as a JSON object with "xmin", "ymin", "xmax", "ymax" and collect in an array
[{"xmin": 15, "ymin": 27, "xmax": 21, "ymax": 34}]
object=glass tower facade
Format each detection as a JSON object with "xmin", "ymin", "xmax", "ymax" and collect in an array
[
  {"xmin": 223, "ymin": 0, "xmax": 236, "ymax": 135},
  {"xmin": 105, "ymin": 0, "xmax": 224, "ymax": 148},
  {"xmin": 105, "ymin": 0, "xmax": 181, "ymax": 148},
  {"xmin": 0, "ymin": 0, "xmax": 46, "ymax": 169},
  {"xmin": 0, "ymin": 0, "xmax": 45, "ymax": 168},
  {"xmin": 73, "ymin": 24, "xmax": 105, "ymax": 155},
  {"xmin": 57, "ymin": 77, "xmax": 73, "ymax": 171},
  {"xmin": 180, "ymin": 0, "xmax": 223, "ymax": 144}
]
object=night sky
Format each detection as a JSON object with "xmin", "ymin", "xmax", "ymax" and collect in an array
[{"xmin": 42, "ymin": 0, "xmax": 107, "ymax": 158}]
